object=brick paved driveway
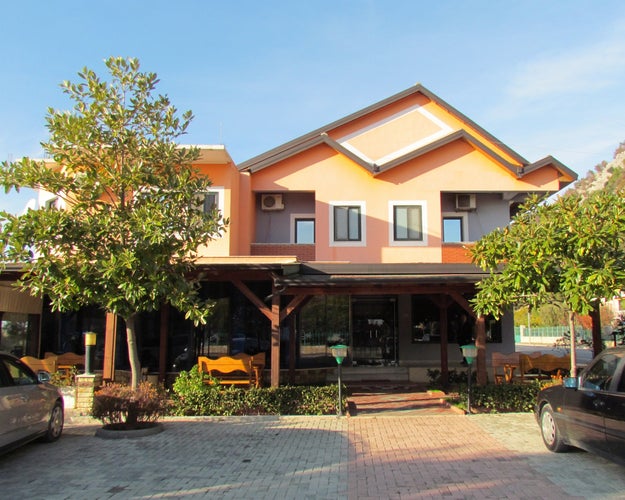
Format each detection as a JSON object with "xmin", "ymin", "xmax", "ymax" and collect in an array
[{"xmin": 0, "ymin": 412, "xmax": 623, "ymax": 499}]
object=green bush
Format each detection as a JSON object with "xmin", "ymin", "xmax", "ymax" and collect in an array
[
  {"xmin": 452, "ymin": 380, "xmax": 553, "ymax": 413},
  {"xmin": 49, "ymin": 366, "xmax": 79, "ymax": 387},
  {"xmin": 92, "ymin": 381, "xmax": 170, "ymax": 428},
  {"xmin": 169, "ymin": 366, "xmax": 346, "ymax": 416}
]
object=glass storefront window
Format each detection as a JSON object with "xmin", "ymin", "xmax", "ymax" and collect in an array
[{"xmin": 0, "ymin": 312, "xmax": 39, "ymax": 357}]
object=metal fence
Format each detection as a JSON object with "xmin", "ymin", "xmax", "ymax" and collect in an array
[{"xmin": 514, "ymin": 325, "xmax": 592, "ymax": 344}]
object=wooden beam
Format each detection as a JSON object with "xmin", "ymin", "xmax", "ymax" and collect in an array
[
  {"xmin": 279, "ymin": 284, "xmax": 476, "ymax": 296},
  {"xmin": 448, "ymin": 291, "xmax": 475, "ymax": 318},
  {"xmin": 280, "ymin": 295, "xmax": 312, "ymax": 323},
  {"xmin": 232, "ymin": 279, "xmax": 273, "ymax": 321}
]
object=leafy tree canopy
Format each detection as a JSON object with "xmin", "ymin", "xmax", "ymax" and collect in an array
[
  {"xmin": 0, "ymin": 57, "xmax": 227, "ymax": 386},
  {"xmin": 471, "ymin": 190, "xmax": 625, "ymax": 319}
]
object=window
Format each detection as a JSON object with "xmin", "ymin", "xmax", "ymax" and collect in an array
[
  {"xmin": 389, "ymin": 201, "xmax": 427, "ymax": 246},
  {"xmin": 330, "ymin": 202, "xmax": 365, "ymax": 246},
  {"xmin": 443, "ymin": 212, "xmax": 468, "ymax": 242},
  {"xmin": 3, "ymin": 358, "xmax": 37, "ymax": 386},
  {"xmin": 394, "ymin": 205, "xmax": 422, "ymax": 241},
  {"xmin": 582, "ymin": 352, "xmax": 623, "ymax": 391},
  {"xmin": 198, "ymin": 191, "xmax": 219, "ymax": 214},
  {"xmin": 44, "ymin": 197, "xmax": 61, "ymax": 210},
  {"xmin": 295, "ymin": 218, "xmax": 315, "ymax": 244},
  {"xmin": 443, "ymin": 216, "xmax": 464, "ymax": 242},
  {"xmin": 335, "ymin": 206, "xmax": 361, "ymax": 241}
]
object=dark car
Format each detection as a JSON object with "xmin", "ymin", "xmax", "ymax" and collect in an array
[
  {"xmin": 535, "ymin": 347, "xmax": 625, "ymax": 464},
  {"xmin": 0, "ymin": 352, "xmax": 64, "ymax": 454}
]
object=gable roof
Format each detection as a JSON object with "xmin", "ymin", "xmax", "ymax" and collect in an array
[{"xmin": 237, "ymin": 84, "xmax": 577, "ymax": 185}]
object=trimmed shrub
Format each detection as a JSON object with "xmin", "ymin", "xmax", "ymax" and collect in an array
[
  {"xmin": 452, "ymin": 379, "xmax": 554, "ymax": 413},
  {"xmin": 92, "ymin": 381, "xmax": 170, "ymax": 428},
  {"xmin": 169, "ymin": 366, "xmax": 346, "ymax": 416}
]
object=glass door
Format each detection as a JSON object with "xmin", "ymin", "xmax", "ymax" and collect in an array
[{"xmin": 351, "ymin": 296, "xmax": 397, "ymax": 366}]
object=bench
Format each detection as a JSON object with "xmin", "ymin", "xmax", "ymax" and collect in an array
[
  {"xmin": 22, "ymin": 352, "xmax": 85, "ymax": 383},
  {"xmin": 519, "ymin": 353, "xmax": 571, "ymax": 382},
  {"xmin": 20, "ymin": 356, "xmax": 58, "ymax": 374},
  {"xmin": 491, "ymin": 352, "xmax": 520, "ymax": 384},
  {"xmin": 198, "ymin": 353, "xmax": 265, "ymax": 388}
]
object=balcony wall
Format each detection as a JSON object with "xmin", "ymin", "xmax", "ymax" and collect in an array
[
  {"xmin": 251, "ymin": 243, "xmax": 315, "ymax": 262},
  {"xmin": 441, "ymin": 243, "xmax": 474, "ymax": 263}
]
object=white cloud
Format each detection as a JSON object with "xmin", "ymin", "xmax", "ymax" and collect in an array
[{"xmin": 506, "ymin": 40, "xmax": 625, "ymax": 101}]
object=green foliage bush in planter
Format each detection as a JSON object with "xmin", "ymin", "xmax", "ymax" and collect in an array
[
  {"xmin": 427, "ymin": 368, "xmax": 556, "ymax": 413},
  {"xmin": 92, "ymin": 381, "xmax": 170, "ymax": 429},
  {"xmin": 451, "ymin": 379, "xmax": 555, "ymax": 413},
  {"xmin": 49, "ymin": 366, "xmax": 79, "ymax": 387},
  {"xmin": 170, "ymin": 366, "xmax": 346, "ymax": 416}
]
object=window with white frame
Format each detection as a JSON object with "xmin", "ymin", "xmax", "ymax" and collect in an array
[
  {"xmin": 389, "ymin": 201, "xmax": 427, "ymax": 246},
  {"xmin": 44, "ymin": 197, "xmax": 61, "ymax": 210},
  {"xmin": 330, "ymin": 202, "xmax": 365, "ymax": 246},
  {"xmin": 195, "ymin": 187, "xmax": 224, "ymax": 215},
  {"xmin": 442, "ymin": 212, "xmax": 468, "ymax": 242}
]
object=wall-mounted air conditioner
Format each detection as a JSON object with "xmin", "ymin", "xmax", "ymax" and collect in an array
[
  {"xmin": 455, "ymin": 194, "xmax": 476, "ymax": 211},
  {"xmin": 261, "ymin": 194, "xmax": 285, "ymax": 211}
]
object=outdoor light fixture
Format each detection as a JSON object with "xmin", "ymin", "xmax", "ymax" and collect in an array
[
  {"xmin": 84, "ymin": 332, "xmax": 97, "ymax": 374},
  {"xmin": 330, "ymin": 344, "xmax": 348, "ymax": 417},
  {"xmin": 461, "ymin": 343, "xmax": 478, "ymax": 414}
]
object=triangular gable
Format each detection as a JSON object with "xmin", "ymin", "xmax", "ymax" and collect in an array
[{"xmin": 238, "ymin": 84, "xmax": 576, "ymax": 186}]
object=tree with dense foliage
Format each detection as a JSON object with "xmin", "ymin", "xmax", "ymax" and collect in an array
[
  {"xmin": 0, "ymin": 57, "xmax": 226, "ymax": 388},
  {"xmin": 471, "ymin": 190, "xmax": 625, "ymax": 376}
]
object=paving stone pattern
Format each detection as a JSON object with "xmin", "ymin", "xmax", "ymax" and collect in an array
[{"xmin": 1, "ymin": 411, "xmax": 624, "ymax": 499}]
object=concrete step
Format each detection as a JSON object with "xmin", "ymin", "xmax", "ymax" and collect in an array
[{"xmin": 330, "ymin": 365, "xmax": 409, "ymax": 382}]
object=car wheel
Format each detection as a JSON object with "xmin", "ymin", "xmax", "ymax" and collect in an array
[
  {"xmin": 540, "ymin": 403, "xmax": 568, "ymax": 452},
  {"xmin": 43, "ymin": 401, "xmax": 64, "ymax": 442}
]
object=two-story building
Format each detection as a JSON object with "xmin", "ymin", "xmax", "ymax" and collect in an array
[{"xmin": 0, "ymin": 84, "xmax": 576, "ymax": 386}]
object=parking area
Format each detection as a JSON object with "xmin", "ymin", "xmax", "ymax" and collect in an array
[{"xmin": 0, "ymin": 412, "xmax": 623, "ymax": 499}]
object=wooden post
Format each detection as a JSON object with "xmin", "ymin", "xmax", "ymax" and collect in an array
[
  {"xmin": 270, "ymin": 290, "xmax": 280, "ymax": 387},
  {"xmin": 475, "ymin": 315, "xmax": 487, "ymax": 385},
  {"xmin": 103, "ymin": 313, "xmax": 117, "ymax": 382},
  {"xmin": 159, "ymin": 305, "xmax": 170, "ymax": 383},
  {"xmin": 439, "ymin": 301, "xmax": 449, "ymax": 387}
]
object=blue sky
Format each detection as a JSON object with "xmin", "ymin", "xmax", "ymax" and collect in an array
[{"xmin": 2, "ymin": 0, "xmax": 625, "ymax": 213}]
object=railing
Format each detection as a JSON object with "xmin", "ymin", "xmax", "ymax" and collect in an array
[{"xmin": 514, "ymin": 325, "xmax": 592, "ymax": 345}]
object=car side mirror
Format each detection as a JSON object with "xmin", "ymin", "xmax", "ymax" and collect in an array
[
  {"xmin": 37, "ymin": 371, "xmax": 51, "ymax": 383},
  {"xmin": 563, "ymin": 376, "xmax": 579, "ymax": 389}
]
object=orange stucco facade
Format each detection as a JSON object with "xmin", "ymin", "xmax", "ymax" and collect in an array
[
  {"xmin": 200, "ymin": 84, "xmax": 573, "ymax": 266},
  {"xmin": 13, "ymin": 84, "xmax": 577, "ymax": 388}
]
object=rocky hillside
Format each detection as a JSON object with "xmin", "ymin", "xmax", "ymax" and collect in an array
[{"xmin": 573, "ymin": 142, "xmax": 625, "ymax": 194}]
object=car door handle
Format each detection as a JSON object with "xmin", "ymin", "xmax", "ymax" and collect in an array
[{"xmin": 593, "ymin": 399, "xmax": 606, "ymax": 410}]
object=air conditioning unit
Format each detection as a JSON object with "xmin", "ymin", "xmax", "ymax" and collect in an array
[
  {"xmin": 455, "ymin": 194, "xmax": 476, "ymax": 211},
  {"xmin": 261, "ymin": 194, "xmax": 285, "ymax": 211}
]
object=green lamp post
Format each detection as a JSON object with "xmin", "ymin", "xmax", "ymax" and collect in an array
[
  {"xmin": 84, "ymin": 332, "xmax": 97, "ymax": 375},
  {"xmin": 330, "ymin": 344, "xmax": 348, "ymax": 417},
  {"xmin": 461, "ymin": 343, "xmax": 478, "ymax": 414}
]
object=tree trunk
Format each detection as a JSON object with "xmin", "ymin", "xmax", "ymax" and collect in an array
[
  {"xmin": 590, "ymin": 306, "xmax": 603, "ymax": 358},
  {"xmin": 568, "ymin": 310, "xmax": 578, "ymax": 378},
  {"xmin": 125, "ymin": 314, "xmax": 142, "ymax": 389}
]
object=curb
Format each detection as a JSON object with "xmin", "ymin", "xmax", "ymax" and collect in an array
[{"xmin": 95, "ymin": 422, "xmax": 164, "ymax": 439}]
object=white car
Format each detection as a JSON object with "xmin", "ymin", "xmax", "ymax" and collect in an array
[{"xmin": 0, "ymin": 352, "xmax": 64, "ymax": 454}]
